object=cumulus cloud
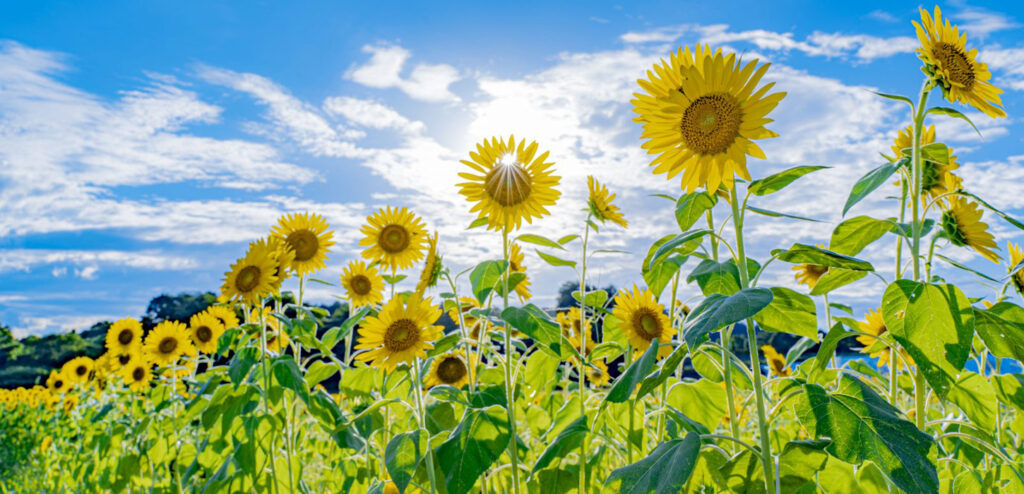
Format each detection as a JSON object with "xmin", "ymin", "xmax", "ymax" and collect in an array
[{"xmin": 345, "ymin": 44, "xmax": 461, "ymax": 103}]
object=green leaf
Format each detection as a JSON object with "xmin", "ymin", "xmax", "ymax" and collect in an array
[
  {"xmin": 829, "ymin": 216, "xmax": 893, "ymax": 256},
  {"xmin": 651, "ymin": 230, "xmax": 712, "ymax": 267},
  {"xmin": 809, "ymin": 269, "xmax": 869, "ymax": 296},
  {"xmin": 229, "ymin": 347, "xmax": 260, "ymax": 386},
  {"xmin": 926, "ymin": 106, "xmax": 981, "ymax": 137},
  {"xmin": 535, "ymin": 249, "xmax": 576, "ymax": 268},
  {"xmin": 961, "ymin": 191, "xmax": 1024, "ymax": 231},
  {"xmin": 272, "ymin": 356, "xmax": 309, "ymax": 400},
  {"xmin": 674, "ymin": 192, "xmax": 716, "ymax": 231},
  {"xmin": 426, "ymin": 332, "xmax": 461, "ymax": 358},
  {"xmin": 666, "ymin": 380, "xmax": 727, "ymax": 431},
  {"xmin": 304, "ymin": 361, "xmax": 339, "ymax": 388},
  {"xmin": 687, "ymin": 258, "xmax": 761, "ymax": 296},
  {"xmin": 572, "ymin": 289, "xmax": 608, "ymax": 308},
  {"xmin": 745, "ymin": 205, "xmax": 820, "ymax": 222},
  {"xmin": 934, "ymin": 253, "xmax": 999, "ymax": 282},
  {"xmin": 502, "ymin": 304, "xmax": 574, "ymax": 358},
  {"xmin": 947, "ymin": 372, "xmax": 997, "ymax": 432},
  {"xmin": 469, "ymin": 260, "xmax": 508, "ymax": 303},
  {"xmin": 558, "ymin": 234, "xmax": 580, "ymax": 244},
  {"xmin": 385, "ymin": 431, "xmax": 421, "ymax": 493},
  {"xmin": 683, "ymin": 288, "xmax": 773, "ymax": 348},
  {"xmin": 843, "ymin": 161, "xmax": 899, "ymax": 216},
  {"xmin": 690, "ymin": 344, "xmax": 752, "ymax": 390},
  {"xmin": 605, "ymin": 432, "xmax": 701, "ymax": 494},
  {"xmin": 972, "ymin": 302, "xmax": 1024, "ymax": 361},
  {"xmin": 753, "ymin": 287, "xmax": 818, "ymax": 341},
  {"xmin": 468, "ymin": 217, "xmax": 489, "ymax": 229},
  {"xmin": 530, "ymin": 416, "xmax": 588, "ymax": 477},
  {"xmin": 605, "ymin": 338, "xmax": 660, "ymax": 403},
  {"xmin": 794, "ymin": 375, "xmax": 938, "ymax": 494},
  {"xmin": 815, "ymin": 323, "xmax": 854, "ymax": 372},
  {"xmin": 992, "ymin": 374, "xmax": 1024, "ymax": 412},
  {"xmin": 873, "ymin": 91, "xmax": 914, "ymax": 107},
  {"xmin": 436, "ymin": 405, "xmax": 512, "ymax": 494},
  {"xmin": 882, "ymin": 281, "xmax": 974, "ymax": 398},
  {"xmin": 637, "ymin": 343, "xmax": 695, "ymax": 402},
  {"xmin": 516, "ymin": 233, "xmax": 565, "ymax": 250},
  {"xmin": 524, "ymin": 350, "xmax": 561, "ymax": 393},
  {"xmin": 748, "ymin": 165, "xmax": 828, "ymax": 196},
  {"xmin": 643, "ymin": 254, "xmax": 687, "ymax": 300},
  {"xmin": 772, "ymin": 243, "xmax": 874, "ymax": 271}
]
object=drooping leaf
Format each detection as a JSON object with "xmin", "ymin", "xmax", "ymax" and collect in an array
[
  {"xmin": 683, "ymin": 288, "xmax": 773, "ymax": 348},
  {"xmin": 809, "ymin": 269, "xmax": 869, "ymax": 296},
  {"xmin": 535, "ymin": 249, "xmax": 577, "ymax": 268},
  {"xmin": 436, "ymin": 405, "xmax": 512, "ymax": 494},
  {"xmin": 605, "ymin": 338, "xmax": 661, "ymax": 403},
  {"xmin": 843, "ymin": 161, "xmax": 899, "ymax": 216},
  {"xmin": 772, "ymin": 243, "xmax": 874, "ymax": 271},
  {"xmin": 748, "ymin": 165, "xmax": 828, "ymax": 196},
  {"xmin": 530, "ymin": 416, "xmax": 588, "ymax": 476},
  {"xmin": 794, "ymin": 375, "xmax": 938, "ymax": 494},
  {"xmin": 605, "ymin": 432, "xmax": 702, "ymax": 494},
  {"xmin": 753, "ymin": 287, "xmax": 818, "ymax": 341},
  {"xmin": 926, "ymin": 106, "xmax": 981, "ymax": 137}
]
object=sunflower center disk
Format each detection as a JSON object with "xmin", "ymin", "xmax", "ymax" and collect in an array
[
  {"xmin": 350, "ymin": 275, "xmax": 372, "ymax": 295},
  {"xmin": 76, "ymin": 365, "xmax": 88, "ymax": 376},
  {"xmin": 633, "ymin": 310, "xmax": 662, "ymax": 341},
  {"xmin": 118, "ymin": 354, "xmax": 131, "ymax": 365},
  {"xmin": 287, "ymin": 230, "xmax": 320, "ymax": 261},
  {"xmin": 235, "ymin": 266, "xmax": 262, "ymax": 292},
  {"xmin": 484, "ymin": 160, "xmax": 533, "ymax": 207},
  {"xmin": 384, "ymin": 318, "xmax": 421, "ymax": 352},
  {"xmin": 196, "ymin": 326, "xmax": 213, "ymax": 343},
  {"xmin": 681, "ymin": 93, "xmax": 742, "ymax": 155},
  {"xmin": 132, "ymin": 367, "xmax": 145, "ymax": 381},
  {"xmin": 158, "ymin": 337, "xmax": 178, "ymax": 354},
  {"xmin": 379, "ymin": 224, "xmax": 410, "ymax": 254},
  {"xmin": 934, "ymin": 42, "xmax": 975, "ymax": 90},
  {"xmin": 117, "ymin": 329, "xmax": 134, "ymax": 345},
  {"xmin": 437, "ymin": 357, "xmax": 467, "ymax": 384}
]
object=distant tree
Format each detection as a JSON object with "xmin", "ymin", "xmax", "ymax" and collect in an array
[
  {"xmin": 555, "ymin": 281, "xmax": 618, "ymax": 311},
  {"xmin": 142, "ymin": 292, "xmax": 217, "ymax": 327}
]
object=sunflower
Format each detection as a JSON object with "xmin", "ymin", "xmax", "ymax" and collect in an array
[
  {"xmin": 585, "ymin": 359, "xmax": 611, "ymax": 387},
  {"xmin": 636, "ymin": 50, "xmax": 784, "ymax": 193},
  {"xmin": 611, "ymin": 285, "xmax": 675, "ymax": 358},
  {"xmin": 1008, "ymin": 243, "xmax": 1024, "ymax": 296},
  {"xmin": 143, "ymin": 321, "xmax": 194, "ymax": 367},
  {"xmin": 205, "ymin": 305, "xmax": 240, "ymax": 330},
  {"xmin": 340, "ymin": 260, "xmax": 385, "ymax": 308},
  {"xmin": 631, "ymin": 45, "xmax": 720, "ymax": 123},
  {"xmin": 587, "ymin": 176, "xmax": 628, "ymax": 228},
  {"xmin": 355, "ymin": 295, "xmax": 443, "ymax": 372},
  {"xmin": 61, "ymin": 357, "xmax": 94, "ymax": 385},
  {"xmin": 507, "ymin": 242, "xmax": 532, "ymax": 301},
  {"xmin": 105, "ymin": 317, "xmax": 142, "ymax": 355},
  {"xmin": 557, "ymin": 308, "xmax": 594, "ymax": 354},
  {"xmin": 266, "ymin": 236, "xmax": 297, "ymax": 289},
  {"xmin": 121, "ymin": 355, "xmax": 153, "ymax": 392},
  {"xmin": 109, "ymin": 349, "xmax": 137, "ymax": 372},
  {"xmin": 458, "ymin": 135, "xmax": 561, "ymax": 232},
  {"xmin": 189, "ymin": 312, "xmax": 226, "ymax": 354},
  {"xmin": 793, "ymin": 263, "xmax": 829, "ymax": 289},
  {"xmin": 220, "ymin": 243, "xmax": 279, "ymax": 305},
  {"xmin": 856, "ymin": 308, "xmax": 913, "ymax": 370},
  {"xmin": 270, "ymin": 212, "xmax": 335, "ymax": 276},
  {"xmin": 249, "ymin": 306, "xmax": 290, "ymax": 353},
  {"xmin": 760, "ymin": 345, "xmax": 791, "ymax": 377},
  {"xmin": 890, "ymin": 125, "xmax": 962, "ymax": 198},
  {"xmin": 359, "ymin": 206, "xmax": 428, "ymax": 271},
  {"xmin": 415, "ymin": 232, "xmax": 442, "ymax": 295},
  {"xmin": 941, "ymin": 197, "xmax": 1001, "ymax": 262},
  {"xmin": 424, "ymin": 350, "xmax": 472, "ymax": 388},
  {"xmin": 46, "ymin": 370, "xmax": 68, "ymax": 394},
  {"xmin": 914, "ymin": 6, "xmax": 1006, "ymax": 118}
]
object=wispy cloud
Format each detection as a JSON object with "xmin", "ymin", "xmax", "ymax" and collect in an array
[{"xmin": 345, "ymin": 44, "xmax": 461, "ymax": 103}]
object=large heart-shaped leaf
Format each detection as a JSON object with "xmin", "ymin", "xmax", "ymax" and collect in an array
[
  {"xmin": 683, "ymin": 288, "xmax": 773, "ymax": 348},
  {"xmin": 385, "ymin": 431, "xmax": 422, "ymax": 493},
  {"xmin": 675, "ymin": 192, "xmax": 717, "ymax": 231},
  {"xmin": 436, "ymin": 405, "xmax": 512, "ymax": 494},
  {"xmin": 753, "ymin": 287, "xmax": 818, "ymax": 341},
  {"xmin": 605, "ymin": 338, "xmax": 661, "ymax": 404},
  {"xmin": 947, "ymin": 372, "xmax": 997, "ymax": 432},
  {"xmin": 605, "ymin": 432, "xmax": 702, "ymax": 494},
  {"xmin": 469, "ymin": 260, "xmax": 508, "ymax": 303},
  {"xmin": 530, "ymin": 415, "xmax": 588, "ymax": 477}
]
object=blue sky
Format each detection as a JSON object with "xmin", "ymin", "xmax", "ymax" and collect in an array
[{"xmin": 2, "ymin": 0, "xmax": 1024, "ymax": 337}]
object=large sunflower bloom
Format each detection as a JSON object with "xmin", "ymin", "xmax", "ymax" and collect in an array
[
  {"xmin": 340, "ymin": 260, "xmax": 386, "ymax": 308},
  {"xmin": 415, "ymin": 232, "xmax": 442, "ymax": 295},
  {"xmin": 143, "ymin": 321, "xmax": 194, "ymax": 367},
  {"xmin": 121, "ymin": 354, "xmax": 153, "ymax": 392},
  {"xmin": 458, "ymin": 135, "xmax": 561, "ymax": 232},
  {"xmin": 189, "ymin": 312, "xmax": 226, "ymax": 354},
  {"xmin": 856, "ymin": 308, "xmax": 913, "ymax": 370},
  {"xmin": 220, "ymin": 243, "xmax": 279, "ymax": 305},
  {"xmin": 250, "ymin": 306, "xmax": 290, "ymax": 354},
  {"xmin": 611, "ymin": 285, "xmax": 675, "ymax": 358},
  {"xmin": 631, "ymin": 45, "xmax": 720, "ymax": 123},
  {"xmin": 941, "ymin": 197, "xmax": 1001, "ymax": 262},
  {"xmin": 636, "ymin": 50, "xmax": 785, "ymax": 192},
  {"xmin": 1009, "ymin": 243, "xmax": 1024, "ymax": 297},
  {"xmin": 355, "ymin": 295, "xmax": 443, "ymax": 372},
  {"xmin": 359, "ymin": 206, "xmax": 428, "ymax": 271},
  {"xmin": 270, "ymin": 212, "xmax": 335, "ymax": 276},
  {"xmin": 914, "ymin": 7, "xmax": 1006, "ymax": 118},
  {"xmin": 587, "ymin": 176, "xmax": 628, "ymax": 228},
  {"xmin": 61, "ymin": 356, "xmax": 94, "ymax": 385},
  {"xmin": 760, "ymin": 345, "xmax": 791, "ymax": 377},
  {"xmin": 424, "ymin": 350, "xmax": 472, "ymax": 389},
  {"xmin": 891, "ymin": 125, "xmax": 961, "ymax": 198},
  {"xmin": 507, "ymin": 242, "xmax": 531, "ymax": 301},
  {"xmin": 105, "ymin": 317, "xmax": 142, "ymax": 355},
  {"xmin": 264, "ymin": 236, "xmax": 297, "ymax": 290}
]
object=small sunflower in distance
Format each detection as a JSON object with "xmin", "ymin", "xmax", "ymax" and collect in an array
[
  {"xmin": 271, "ymin": 212, "xmax": 335, "ymax": 276},
  {"xmin": 760, "ymin": 345, "xmax": 791, "ymax": 377},
  {"xmin": 340, "ymin": 260, "xmax": 385, "ymax": 308},
  {"xmin": 143, "ymin": 321, "xmax": 194, "ymax": 367},
  {"xmin": 105, "ymin": 317, "xmax": 142, "ymax": 355},
  {"xmin": 205, "ymin": 305, "xmax": 240, "ymax": 330},
  {"xmin": 891, "ymin": 125, "xmax": 962, "ymax": 198},
  {"xmin": 857, "ymin": 308, "xmax": 913, "ymax": 369},
  {"xmin": 424, "ymin": 350, "xmax": 472, "ymax": 389},
  {"xmin": 46, "ymin": 370, "xmax": 68, "ymax": 393},
  {"xmin": 121, "ymin": 355, "xmax": 153, "ymax": 392},
  {"xmin": 61, "ymin": 356, "xmax": 94, "ymax": 385},
  {"xmin": 611, "ymin": 285, "xmax": 675, "ymax": 358},
  {"xmin": 587, "ymin": 176, "xmax": 627, "ymax": 228},
  {"xmin": 914, "ymin": 6, "xmax": 1006, "ymax": 118},
  {"xmin": 355, "ymin": 295, "xmax": 443, "ymax": 372},
  {"xmin": 1008, "ymin": 243, "xmax": 1024, "ymax": 296},
  {"xmin": 637, "ymin": 50, "xmax": 785, "ymax": 192},
  {"xmin": 220, "ymin": 243, "xmax": 278, "ymax": 305},
  {"xmin": 360, "ymin": 206, "xmax": 428, "ymax": 271},
  {"xmin": 585, "ymin": 359, "xmax": 611, "ymax": 387},
  {"xmin": 415, "ymin": 232, "xmax": 442, "ymax": 295},
  {"xmin": 941, "ymin": 197, "xmax": 1001, "ymax": 262},
  {"xmin": 793, "ymin": 244, "xmax": 829, "ymax": 289},
  {"xmin": 189, "ymin": 312, "xmax": 225, "ymax": 354},
  {"xmin": 458, "ymin": 135, "xmax": 561, "ymax": 232},
  {"xmin": 631, "ymin": 45, "xmax": 719, "ymax": 123},
  {"xmin": 507, "ymin": 242, "xmax": 532, "ymax": 301}
]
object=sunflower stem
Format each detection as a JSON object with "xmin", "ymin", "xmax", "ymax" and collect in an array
[
  {"xmin": 578, "ymin": 212, "xmax": 591, "ymax": 494},
  {"xmin": 729, "ymin": 186, "xmax": 777, "ymax": 494},
  {"xmin": 891, "ymin": 175, "xmax": 909, "ymax": 405},
  {"xmin": 910, "ymin": 79, "xmax": 931, "ymax": 431},
  {"xmin": 412, "ymin": 359, "xmax": 438, "ymax": 494},
  {"xmin": 444, "ymin": 273, "xmax": 477, "ymax": 394},
  {"xmin": 501, "ymin": 227, "xmax": 523, "ymax": 494},
  {"xmin": 257, "ymin": 306, "xmax": 281, "ymax": 494}
]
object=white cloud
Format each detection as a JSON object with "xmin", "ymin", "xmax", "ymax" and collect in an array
[
  {"xmin": 0, "ymin": 249, "xmax": 198, "ymax": 273},
  {"xmin": 323, "ymin": 96, "xmax": 425, "ymax": 134},
  {"xmin": 866, "ymin": 10, "xmax": 899, "ymax": 23},
  {"xmin": 980, "ymin": 46, "xmax": 1024, "ymax": 91},
  {"xmin": 955, "ymin": 6, "xmax": 1018, "ymax": 38},
  {"xmin": 345, "ymin": 44, "xmax": 461, "ymax": 103}
]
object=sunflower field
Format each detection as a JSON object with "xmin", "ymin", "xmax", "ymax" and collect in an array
[{"xmin": 4, "ymin": 6, "xmax": 1024, "ymax": 494}]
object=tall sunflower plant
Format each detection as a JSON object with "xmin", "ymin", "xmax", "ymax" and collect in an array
[{"xmin": 5, "ymin": 6, "xmax": 1024, "ymax": 494}]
